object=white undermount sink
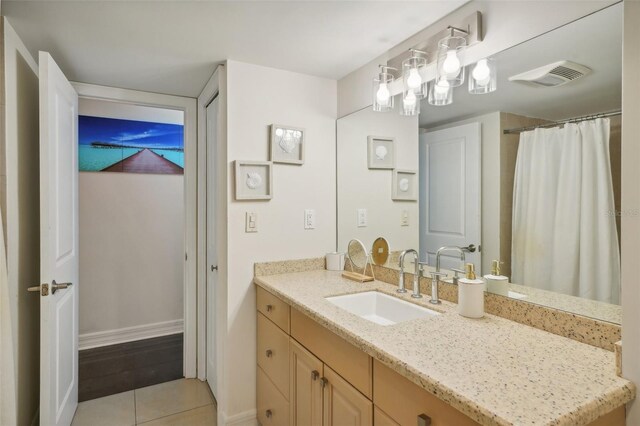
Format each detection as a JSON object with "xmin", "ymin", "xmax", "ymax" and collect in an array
[{"xmin": 325, "ymin": 291, "xmax": 440, "ymax": 326}]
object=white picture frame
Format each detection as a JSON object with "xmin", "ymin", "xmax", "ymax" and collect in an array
[
  {"xmin": 367, "ymin": 136, "xmax": 395, "ymax": 169},
  {"xmin": 270, "ymin": 124, "xmax": 305, "ymax": 165},
  {"xmin": 234, "ymin": 160, "xmax": 273, "ymax": 200},
  {"xmin": 392, "ymin": 169, "xmax": 417, "ymax": 201}
]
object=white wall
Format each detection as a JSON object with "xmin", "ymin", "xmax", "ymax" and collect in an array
[
  {"xmin": 425, "ymin": 112, "xmax": 501, "ymax": 275},
  {"xmin": 337, "ymin": 106, "xmax": 418, "ymax": 254},
  {"xmin": 3, "ymin": 18, "xmax": 40, "ymax": 426},
  {"xmin": 338, "ymin": 0, "xmax": 617, "ymax": 117},
  {"xmin": 78, "ymin": 98, "xmax": 184, "ymax": 337},
  {"xmin": 224, "ymin": 60, "xmax": 336, "ymax": 420}
]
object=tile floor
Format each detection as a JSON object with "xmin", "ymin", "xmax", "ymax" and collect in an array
[{"xmin": 72, "ymin": 379, "xmax": 216, "ymax": 426}]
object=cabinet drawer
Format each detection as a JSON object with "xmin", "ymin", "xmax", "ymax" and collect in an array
[
  {"xmin": 291, "ymin": 308, "xmax": 372, "ymax": 399},
  {"xmin": 373, "ymin": 360, "xmax": 478, "ymax": 426},
  {"xmin": 257, "ymin": 286, "xmax": 290, "ymax": 333},
  {"xmin": 374, "ymin": 407, "xmax": 399, "ymax": 426},
  {"xmin": 257, "ymin": 366, "xmax": 290, "ymax": 426},
  {"xmin": 257, "ymin": 312, "xmax": 290, "ymax": 399}
]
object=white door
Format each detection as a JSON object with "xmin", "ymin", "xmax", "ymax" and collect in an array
[
  {"xmin": 419, "ymin": 123, "xmax": 481, "ymax": 273},
  {"xmin": 38, "ymin": 52, "xmax": 79, "ymax": 426},
  {"xmin": 205, "ymin": 97, "xmax": 218, "ymax": 397}
]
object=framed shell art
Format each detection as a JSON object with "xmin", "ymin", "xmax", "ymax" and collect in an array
[
  {"xmin": 367, "ymin": 136, "xmax": 395, "ymax": 169},
  {"xmin": 392, "ymin": 169, "xmax": 417, "ymax": 201},
  {"xmin": 234, "ymin": 160, "xmax": 273, "ymax": 200},
  {"xmin": 270, "ymin": 124, "xmax": 305, "ymax": 165}
]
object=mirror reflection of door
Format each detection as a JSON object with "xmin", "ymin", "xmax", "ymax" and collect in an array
[{"xmin": 419, "ymin": 123, "xmax": 481, "ymax": 272}]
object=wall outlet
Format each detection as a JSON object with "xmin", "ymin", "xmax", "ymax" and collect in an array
[
  {"xmin": 357, "ymin": 208, "xmax": 367, "ymax": 227},
  {"xmin": 245, "ymin": 212, "xmax": 258, "ymax": 233},
  {"xmin": 304, "ymin": 209, "xmax": 316, "ymax": 229},
  {"xmin": 401, "ymin": 210, "xmax": 409, "ymax": 227}
]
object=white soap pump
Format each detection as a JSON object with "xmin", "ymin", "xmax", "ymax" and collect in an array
[
  {"xmin": 458, "ymin": 263, "xmax": 485, "ymax": 319},
  {"xmin": 484, "ymin": 259, "xmax": 509, "ymax": 296}
]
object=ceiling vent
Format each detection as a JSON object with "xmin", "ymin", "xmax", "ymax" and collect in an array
[{"xmin": 509, "ymin": 61, "xmax": 591, "ymax": 87}]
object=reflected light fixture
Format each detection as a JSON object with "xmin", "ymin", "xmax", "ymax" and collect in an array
[
  {"xmin": 372, "ymin": 65, "xmax": 397, "ymax": 112},
  {"xmin": 400, "ymin": 88, "xmax": 420, "ymax": 116},
  {"xmin": 428, "ymin": 78, "xmax": 453, "ymax": 106},
  {"xmin": 402, "ymin": 49, "xmax": 428, "ymax": 99},
  {"xmin": 469, "ymin": 58, "xmax": 497, "ymax": 94}
]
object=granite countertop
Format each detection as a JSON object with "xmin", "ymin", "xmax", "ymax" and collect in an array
[{"xmin": 254, "ymin": 270, "xmax": 635, "ymax": 426}]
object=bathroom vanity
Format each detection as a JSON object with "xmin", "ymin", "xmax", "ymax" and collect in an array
[{"xmin": 254, "ymin": 269, "xmax": 633, "ymax": 426}]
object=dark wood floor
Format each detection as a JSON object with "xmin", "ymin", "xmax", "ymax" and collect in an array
[{"xmin": 79, "ymin": 333, "xmax": 183, "ymax": 402}]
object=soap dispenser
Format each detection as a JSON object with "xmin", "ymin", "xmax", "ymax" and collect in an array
[
  {"xmin": 484, "ymin": 260, "xmax": 509, "ymax": 296},
  {"xmin": 458, "ymin": 263, "xmax": 485, "ymax": 319}
]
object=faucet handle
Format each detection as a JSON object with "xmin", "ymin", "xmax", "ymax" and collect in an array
[
  {"xmin": 429, "ymin": 271, "xmax": 448, "ymax": 280},
  {"xmin": 451, "ymin": 268, "xmax": 465, "ymax": 284}
]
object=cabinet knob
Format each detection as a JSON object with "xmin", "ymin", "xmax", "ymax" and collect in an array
[
  {"xmin": 418, "ymin": 414, "xmax": 432, "ymax": 426},
  {"xmin": 265, "ymin": 349, "xmax": 273, "ymax": 358},
  {"xmin": 320, "ymin": 377, "xmax": 328, "ymax": 388},
  {"xmin": 266, "ymin": 304, "xmax": 274, "ymax": 312},
  {"xmin": 266, "ymin": 409, "xmax": 273, "ymax": 419},
  {"xmin": 311, "ymin": 370, "xmax": 319, "ymax": 381}
]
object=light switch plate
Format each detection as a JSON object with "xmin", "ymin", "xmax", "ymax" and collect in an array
[
  {"xmin": 245, "ymin": 212, "xmax": 258, "ymax": 233},
  {"xmin": 357, "ymin": 208, "xmax": 367, "ymax": 227},
  {"xmin": 304, "ymin": 209, "xmax": 316, "ymax": 229},
  {"xmin": 401, "ymin": 210, "xmax": 409, "ymax": 227}
]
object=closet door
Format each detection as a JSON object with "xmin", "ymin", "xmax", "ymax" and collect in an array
[
  {"xmin": 322, "ymin": 365, "xmax": 372, "ymax": 426},
  {"xmin": 290, "ymin": 339, "xmax": 323, "ymax": 426}
]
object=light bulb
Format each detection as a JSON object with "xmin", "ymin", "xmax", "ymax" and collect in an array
[
  {"xmin": 376, "ymin": 82, "xmax": 390, "ymax": 106},
  {"xmin": 434, "ymin": 79, "xmax": 450, "ymax": 100},
  {"xmin": 406, "ymin": 67, "xmax": 422, "ymax": 90},
  {"xmin": 403, "ymin": 90, "xmax": 417, "ymax": 108},
  {"xmin": 442, "ymin": 50, "xmax": 461, "ymax": 75},
  {"xmin": 472, "ymin": 59, "xmax": 491, "ymax": 86}
]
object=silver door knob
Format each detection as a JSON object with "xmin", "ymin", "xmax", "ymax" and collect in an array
[{"xmin": 29, "ymin": 280, "xmax": 72, "ymax": 296}]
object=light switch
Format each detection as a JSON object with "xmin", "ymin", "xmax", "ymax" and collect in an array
[
  {"xmin": 357, "ymin": 209, "xmax": 367, "ymax": 227},
  {"xmin": 401, "ymin": 210, "xmax": 409, "ymax": 227},
  {"xmin": 245, "ymin": 212, "xmax": 258, "ymax": 233},
  {"xmin": 304, "ymin": 209, "xmax": 316, "ymax": 230}
]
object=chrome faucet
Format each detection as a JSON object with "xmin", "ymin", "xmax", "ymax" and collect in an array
[
  {"xmin": 398, "ymin": 249, "xmax": 419, "ymax": 295},
  {"xmin": 428, "ymin": 246, "xmax": 468, "ymax": 305}
]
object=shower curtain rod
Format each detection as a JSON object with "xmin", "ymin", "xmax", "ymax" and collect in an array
[{"xmin": 502, "ymin": 109, "xmax": 622, "ymax": 135}]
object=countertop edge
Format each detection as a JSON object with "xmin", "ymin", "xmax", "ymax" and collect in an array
[{"xmin": 254, "ymin": 275, "xmax": 635, "ymax": 426}]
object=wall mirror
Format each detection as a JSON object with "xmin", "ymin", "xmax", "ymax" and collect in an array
[{"xmin": 336, "ymin": 3, "xmax": 622, "ymax": 324}]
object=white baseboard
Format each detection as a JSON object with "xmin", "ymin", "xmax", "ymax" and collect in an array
[
  {"xmin": 222, "ymin": 409, "xmax": 257, "ymax": 426},
  {"xmin": 79, "ymin": 319, "xmax": 184, "ymax": 350}
]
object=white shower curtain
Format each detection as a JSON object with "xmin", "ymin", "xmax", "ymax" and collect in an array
[
  {"xmin": 511, "ymin": 118, "xmax": 620, "ymax": 304},
  {"xmin": 0, "ymin": 209, "xmax": 17, "ymax": 426}
]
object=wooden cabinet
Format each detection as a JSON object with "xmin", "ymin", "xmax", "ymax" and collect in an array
[
  {"xmin": 257, "ymin": 286, "xmax": 290, "ymax": 333},
  {"xmin": 373, "ymin": 360, "xmax": 478, "ymax": 426},
  {"xmin": 257, "ymin": 312, "xmax": 290, "ymax": 399},
  {"xmin": 373, "ymin": 407, "xmax": 399, "ymax": 426},
  {"xmin": 290, "ymin": 339, "xmax": 323, "ymax": 426},
  {"xmin": 257, "ymin": 366, "xmax": 290, "ymax": 426},
  {"xmin": 323, "ymin": 365, "xmax": 373, "ymax": 426}
]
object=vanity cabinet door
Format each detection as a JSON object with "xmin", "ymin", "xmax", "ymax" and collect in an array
[
  {"xmin": 290, "ymin": 339, "xmax": 323, "ymax": 426},
  {"xmin": 323, "ymin": 365, "xmax": 372, "ymax": 426}
]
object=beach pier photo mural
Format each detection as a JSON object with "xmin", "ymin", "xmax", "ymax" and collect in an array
[{"xmin": 79, "ymin": 115, "xmax": 184, "ymax": 174}]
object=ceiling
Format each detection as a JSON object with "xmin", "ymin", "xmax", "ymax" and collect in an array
[
  {"xmin": 420, "ymin": 3, "xmax": 622, "ymax": 127},
  {"xmin": 2, "ymin": 0, "xmax": 466, "ymax": 97}
]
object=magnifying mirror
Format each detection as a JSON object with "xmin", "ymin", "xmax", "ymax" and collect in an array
[{"xmin": 343, "ymin": 239, "xmax": 375, "ymax": 282}]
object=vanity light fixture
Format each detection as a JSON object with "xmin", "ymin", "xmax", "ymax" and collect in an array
[
  {"xmin": 402, "ymin": 49, "xmax": 428, "ymax": 99},
  {"xmin": 469, "ymin": 57, "xmax": 497, "ymax": 94},
  {"xmin": 427, "ymin": 77, "xmax": 453, "ymax": 106},
  {"xmin": 400, "ymin": 89, "xmax": 420, "ymax": 116},
  {"xmin": 436, "ymin": 27, "xmax": 468, "ymax": 87},
  {"xmin": 372, "ymin": 65, "xmax": 397, "ymax": 112}
]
